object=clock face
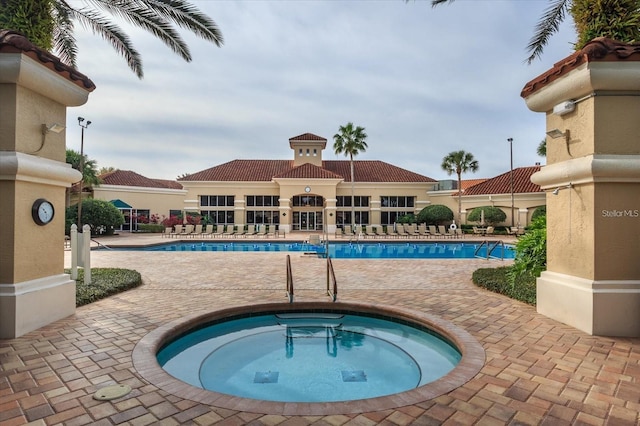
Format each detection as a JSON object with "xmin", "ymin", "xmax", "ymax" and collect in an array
[
  {"xmin": 304, "ymin": 186, "xmax": 311, "ymax": 193},
  {"xmin": 32, "ymin": 199, "xmax": 55, "ymax": 225}
]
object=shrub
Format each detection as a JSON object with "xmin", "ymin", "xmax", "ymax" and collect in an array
[
  {"xmin": 509, "ymin": 216, "xmax": 547, "ymax": 283},
  {"xmin": 472, "ymin": 266, "xmax": 536, "ymax": 305},
  {"xmin": 417, "ymin": 204, "xmax": 454, "ymax": 225},
  {"xmin": 66, "ymin": 199, "xmax": 125, "ymax": 235},
  {"xmin": 467, "ymin": 206, "xmax": 506, "ymax": 225},
  {"xmin": 397, "ymin": 214, "xmax": 416, "ymax": 224},
  {"xmin": 67, "ymin": 268, "xmax": 142, "ymax": 307},
  {"xmin": 531, "ymin": 205, "xmax": 546, "ymax": 221},
  {"xmin": 161, "ymin": 215, "xmax": 182, "ymax": 227},
  {"xmin": 138, "ymin": 224, "xmax": 165, "ymax": 233}
]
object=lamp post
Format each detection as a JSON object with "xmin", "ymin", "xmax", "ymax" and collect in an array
[
  {"xmin": 77, "ymin": 117, "xmax": 91, "ymax": 229},
  {"xmin": 508, "ymin": 137, "xmax": 514, "ymax": 227}
]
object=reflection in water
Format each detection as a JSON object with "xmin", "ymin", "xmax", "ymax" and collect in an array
[{"xmin": 285, "ymin": 326, "xmax": 366, "ymax": 359}]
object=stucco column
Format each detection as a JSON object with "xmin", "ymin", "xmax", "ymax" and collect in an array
[
  {"xmin": 0, "ymin": 31, "xmax": 94, "ymax": 338},
  {"xmin": 523, "ymin": 38, "xmax": 640, "ymax": 337},
  {"xmin": 324, "ymin": 198, "xmax": 337, "ymax": 234}
]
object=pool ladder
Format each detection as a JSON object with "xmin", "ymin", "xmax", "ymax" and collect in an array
[
  {"xmin": 474, "ymin": 240, "xmax": 506, "ymax": 260},
  {"xmin": 285, "ymin": 254, "xmax": 337, "ymax": 303}
]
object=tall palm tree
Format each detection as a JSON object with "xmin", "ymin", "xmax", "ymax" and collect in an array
[
  {"xmin": 432, "ymin": 0, "xmax": 640, "ymax": 63},
  {"xmin": 333, "ymin": 122, "xmax": 368, "ymax": 231},
  {"xmin": 0, "ymin": 0, "xmax": 223, "ymax": 78},
  {"xmin": 441, "ymin": 150, "xmax": 479, "ymax": 224},
  {"xmin": 66, "ymin": 148, "xmax": 100, "ymax": 207}
]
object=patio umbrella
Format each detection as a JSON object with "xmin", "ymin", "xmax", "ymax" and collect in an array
[{"xmin": 480, "ymin": 209, "xmax": 485, "ymax": 226}]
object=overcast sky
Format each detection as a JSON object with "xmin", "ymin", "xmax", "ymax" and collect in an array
[{"xmin": 64, "ymin": 0, "xmax": 575, "ymax": 182}]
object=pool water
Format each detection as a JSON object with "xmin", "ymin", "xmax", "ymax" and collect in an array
[
  {"xmin": 110, "ymin": 241, "xmax": 514, "ymax": 259},
  {"xmin": 157, "ymin": 313, "xmax": 461, "ymax": 403}
]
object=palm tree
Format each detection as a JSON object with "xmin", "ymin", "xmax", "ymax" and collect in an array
[
  {"xmin": 441, "ymin": 150, "xmax": 479, "ymax": 224},
  {"xmin": 66, "ymin": 148, "xmax": 100, "ymax": 207},
  {"xmin": 537, "ymin": 139, "xmax": 547, "ymax": 157},
  {"xmin": 333, "ymin": 122, "xmax": 368, "ymax": 231},
  {"xmin": 432, "ymin": 0, "xmax": 640, "ymax": 63},
  {"xmin": 0, "ymin": 0, "xmax": 223, "ymax": 78}
]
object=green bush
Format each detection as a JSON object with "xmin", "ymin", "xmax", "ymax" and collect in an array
[
  {"xmin": 531, "ymin": 205, "xmax": 546, "ymax": 221},
  {"xmin": 66, "ymin": 199, "xmax": 125, "ymax": 235},
  {"xmin": 467, "ymin": 206, "xmax": 507, "ymax": 225},
  {"xmin": 67, "ymin": 268, "xmax": 142, "ymax": 307},
  {"xmin": 509, "ymin": 216, "xmax": 546, "ymax": 283},
  {"xmin": 417, "ymin": 204, "xmax": 454, "ymax": 225},
  {"xmin": 472, "ymin": 266, "xmax": 536, "ymax": 305},
  {"xmin": 138, "ymin": 224, "xmax": 165, "ymax": 233},
  {"xmin": 397, "ymin": 214, "xmax": 416, "ymax": 224}
]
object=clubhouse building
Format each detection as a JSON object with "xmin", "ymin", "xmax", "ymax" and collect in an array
[{"xmin": 91, "ymin": 133, "xmax": 545, "ymax": 233}]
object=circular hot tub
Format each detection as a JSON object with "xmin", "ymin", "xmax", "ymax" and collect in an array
[{"xmin": 133, "ymin": 302, "xmax": 484, "ymax": 415}]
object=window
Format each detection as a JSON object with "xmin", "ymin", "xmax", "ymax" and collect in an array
[
  {"xmin": 381, "ymin": 211, "xmax": 411, "ymax": 225},
  {"xmin": 336, "ymin": 196, "xmax": 369, "ymax": 207},
  {"xmin": 293, "ymin": 195, "xmax": 323, "ymax": 207},
  {"xmin": 199, "ymin": 195, "xmax": 235, "ymax": 224},
  {"xmin": 199, "ymin": 195, "xmax": 234, "ymax": 207},
  {"xmin": 336, "ymin": 211, "xmax": 369, "ymax": 226},
  {"xmin": 246, "ymin": 210, "xmax": 280, "ymax": 225},
  {"xmin": 381, "ymin": 196, "xmax": 414, "ymax": 209},
  {"xmin": 201, "ymin": 210, "xmax": 235, "ymax": 225}
]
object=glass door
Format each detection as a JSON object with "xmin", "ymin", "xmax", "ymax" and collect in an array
[{"xmin": 293, "ymin": 211, "xmax": 323, "ymax": 231}]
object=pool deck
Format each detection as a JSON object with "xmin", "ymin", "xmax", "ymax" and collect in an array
[{"xmin": 1, "ymin": 232, "xmax": 639, "ymax": 425}]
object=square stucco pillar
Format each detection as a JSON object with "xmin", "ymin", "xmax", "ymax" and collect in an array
[
  {"xmin": 0, "ymin": 31, "xmax": 95, "ymax": 338},
  {"xmin": 523, "ymin": 38, "xmax": 640, "ymax": 337}
]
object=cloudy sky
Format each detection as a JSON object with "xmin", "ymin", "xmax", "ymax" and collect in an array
[{"xmin": 64, "ymin": 0, "xmax": 575, "ymax": 182}]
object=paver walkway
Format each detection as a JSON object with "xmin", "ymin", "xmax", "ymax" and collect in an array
[{"xmin": 1, "ymin": 234, "xmax": 639, "ymax": 425}]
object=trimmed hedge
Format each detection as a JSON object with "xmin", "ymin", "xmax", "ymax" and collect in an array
[
  {"xmin": 66, "ymin": 268, "xmax": 143, "ymax": 307},
  {"xmin": 138, "ymin": 224, "xmax": 165, "ymax": 233},
  {"xmin": 472, "ymin": 266, "xmax": 536, "ymax": 305}
]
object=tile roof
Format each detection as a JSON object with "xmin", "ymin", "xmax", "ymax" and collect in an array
[
  {"xmin": 274, "ymin": 163, "xmax": 343, "ymax": 179},
  {"xmin": 463, "ymin": 166, "xmax": 542, "ymax": 196},
  {"xmin": 461, "ymin": 179, "xmax": 487, "ymax": 190},
  {"xmin": 0, "ymin": 30, "xmax": 95, "ymax": 91},
  {"xmin": 521, "ymin": 37, "xmax": 640, "ymax": 98},
  {"xmin": 289, "ymin": 133, "xmax": 327, "ymax": 141},
  {"xmin": 180, "ymin": 160, "xmax": 436, "ymax": 183},
  {"xmin": 99, "ymin": 170, "xmax": 181, "ymax": 189}
]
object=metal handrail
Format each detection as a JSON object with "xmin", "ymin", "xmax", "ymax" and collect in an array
[
  {"xmin": 326, "ymin": 256, "xmax": 337, "ymax": 302},
  {"xmin": 91, "ymin": 238, "xmax": 112, "ymax": 250},
  {"xmin": 286, "ymin": 254, "xmax": 294, "ymax": 303},
  {"xmin": 473, "ymin": 240, "xmax": 505, "ymax": 260}
]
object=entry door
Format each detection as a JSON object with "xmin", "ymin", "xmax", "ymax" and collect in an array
[{"xmin": 297, "ymin": 211, "xmax": 323, "ymax": 231}]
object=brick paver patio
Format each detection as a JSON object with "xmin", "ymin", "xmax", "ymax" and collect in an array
[{"xmin": 1, "ymin": 234, "xmax": 639, "ymax": 425}]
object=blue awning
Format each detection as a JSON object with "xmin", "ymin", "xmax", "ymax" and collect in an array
[{"xmin": 110, "ymin": 199, "xmax": 133, "ymax": 209}]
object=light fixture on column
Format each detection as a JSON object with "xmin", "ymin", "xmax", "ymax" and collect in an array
[
  {"xmin": 42, "ymin": 123, "xmax": 65, "ymax": 134},
  {"xmin": 552, "ymin": 183, "xmax": 572, "ymax": 195},
  {"xmin": 546, "ymin": 128, "xmax": 571, "ymax": 155}
]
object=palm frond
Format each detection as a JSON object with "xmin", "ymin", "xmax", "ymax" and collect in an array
[
  {"xmin": 141, "ymin": 0, "xmax": 223, "ymax": 46},
  {"xmin": 431, "ymin": 0, "xmax": 455, "ymax": 7},
  {"xmin": 52, "ymin": 1, "xmax": 78, "ymax": 67},
  {"xmin": 66, "ymin": 6, "xmax": 144, "ymax": 78},
  {"xmin": 86, "ymin": 0, "xmax": 191, "ymax": 62},
  {"xmin": 526, "ymin": 0, "xmax": 571, "ymax": 64}
]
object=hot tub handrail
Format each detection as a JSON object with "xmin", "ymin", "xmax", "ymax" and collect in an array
[
  {"xmin": 473, "ymin": 240, "xmax": 505, "ymax": 260},
  {"xmin": 326, "ymin": 255, "xmax": 337, "ymax": 302},
  {"xmin": 286, "ymin": 254, "xmax": 294, "ymax": 303}
]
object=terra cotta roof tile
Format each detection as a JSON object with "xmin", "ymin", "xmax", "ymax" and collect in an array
[
  {"xmin": 463, "ymin": 166, "xmax": 542, "ymax": 196},
  {"xmin": 0, "ymin": 30, "xmax": 95, "ymax": 91},
  {"xmin": 99, "ymin": 170, "xmax": 180, "ymax": 189}
]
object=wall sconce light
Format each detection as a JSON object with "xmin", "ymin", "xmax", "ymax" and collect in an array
[
  {"xmin": 546, "ymin": 128, "xmax": 571, "ymax": 155},
  {"xmin": 552, "ymin": 183, "xmax": 572, "ymax": 195},
  {"xmin": 329, "ymin": 212, "xmax": 333, "ymax": 217},
  {"xmin": 282, "ymin": 212, "xmax": 286, "ymax": 217},
  {"xmin": 552, "ymin": 100, "xmax": 575, "ymax": 116},
  {"xmin": 42, "ymin": 123, "xmax": 66, "ymax": 134}
]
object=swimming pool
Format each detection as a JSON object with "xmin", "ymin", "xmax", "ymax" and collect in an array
[{"xmin": 107, "ymin": 241, "xmax": 514, "ymax": 259}]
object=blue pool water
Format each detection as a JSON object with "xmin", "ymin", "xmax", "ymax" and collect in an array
[
  {"xmin": 109, "ymin": 241, "xmax": 514, "ymax": 259},
  {"xmin": 157, "ymin": 312, "xmax": 461, "ymax": 403}
]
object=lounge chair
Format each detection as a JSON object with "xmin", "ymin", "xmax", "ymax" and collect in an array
[
  {"xmin": 162, "ymin": 227, "xmax": 173, "ymax": 238},
  {"xmin": 406, "ymin": 224, "xmax": 420, "ymax": 238},
  {"xmin": 438, "ymin": 225, "xmax": 452, "ymax": 239},
  {"xmin": 266, "ymin": 225, "xmax": 276, "ymax": 238},
  {"xmin": 256, "ymin": 225, "xmax": 266, "ymax": 238},
  {"xmin": 428, "ymin": 225, "xmax": 441, "ymax": 238},
  {"xmin": 417, "ymin": 225, "xmax": 430, "ymax": 239},
  {"xmin": 365, "ymin": 226, "xmax": 378, "ymax": 238},
  {"xmin": 485, "ymin": 226, "xmax": 495, "ymax": 235},
  {"xmin": 190, "ymin": 224, "xmax": 203, "ymax": 238},
  {"xmin": 180, "ymin": 224, "xmax": 194, "ymax": 238},
  {"xmin": 202, "ymin": 224, "xmax": 214, "ymax": 238},
  {"xmin": 234, "ymin": 226, "xmax": 246, "ymax": 238},
  {"xmin": 245, "ymin": 224, "xmax": 257, "ymax": 238},
  {"xmin": 386, "ymin": 225, "xmax": 398, "ymax": 238},
  {"xmin": 375, "ymin": 226, "xmax": 388, "ymax": 238},
  {"xmin": 309, "ymin": 234, "xmax": 321, "ymax": 245},
  {"xmin": 212, "ymin": 224, "xmax": 224, "ymax": 238},
  {"xmin": 343, "ymin": 226, "xmax": 354, "ymax": 239},
  {"xmin": 396, "ymin": 225, "xmax": 410, "ymax": 238},
  {"xmin": 455, "ymin": 228, "xmax": 464, "ymax": 238},
  {"xmin": 222, "ymin": 224, "xmax": 235, "ymax": 238},
  {"xmin": 335, "ymin": 227, "xmax": 344, "ymax": 238},
  {"xmin": 169, "ymin": 224, "xmax": 183, "ymax": 238}
]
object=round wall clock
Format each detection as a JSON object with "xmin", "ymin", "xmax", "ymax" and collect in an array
[
  {"xmin": 32, "ymin": 198, "xmax": 55, "ymax": 226},
  {"xmin": 304, "ymin": 186, "xmax": 311, "ymax": 193}
]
